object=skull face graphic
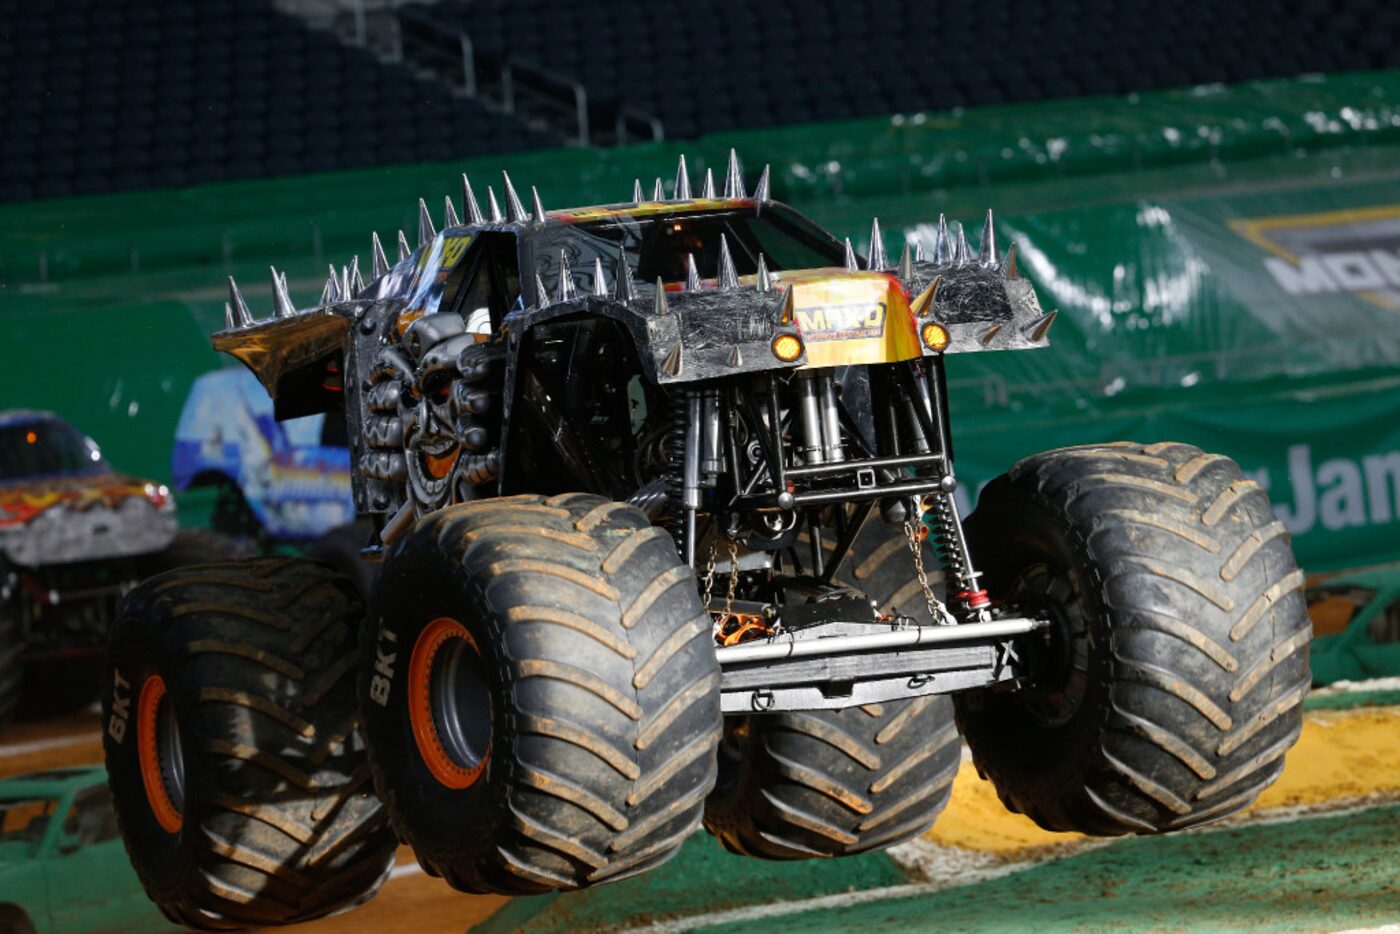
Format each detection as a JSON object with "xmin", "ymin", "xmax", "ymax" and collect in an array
[{"xmin": 400, "ymin": 313, "xmax": 477, "ymax": 515}]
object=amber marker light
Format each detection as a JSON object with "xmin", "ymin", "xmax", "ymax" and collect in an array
[
  {"xmin": 921, "ymin": 322, "xmax": 950, "ymax": 352},
  {"xmin": 771, "ymin": 333, "xmax": 804, "ymax": 362}
]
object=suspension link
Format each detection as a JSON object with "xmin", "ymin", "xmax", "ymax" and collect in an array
[{"xmin": 923, "ymin": 491, "xmax": 991, "ymax": 620}]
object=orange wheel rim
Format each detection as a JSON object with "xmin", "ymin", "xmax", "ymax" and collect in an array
[
  {"xmin": 137, "ymin": 675, "xmax": 184, "ymax": 834},
  {"xmin": 408, "ymin": 617, "xmax": 491, "ymax": 790}
]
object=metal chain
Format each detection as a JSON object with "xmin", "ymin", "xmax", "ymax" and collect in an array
[
  {"xmin": 701, "ymin": 539, "xmax": 718, "ymax": 613},
  {"xmin": 723, "ymin": 538, "xmax": 740, "ymax": 624},
  {"xmin": 903, "ymin": 515, "xmax": 943, "ymax": 626}
]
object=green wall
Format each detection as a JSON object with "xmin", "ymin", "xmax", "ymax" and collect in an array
[{"xmin": 2, "ymin": 70, "xmax": 1399, "ymax": 570}]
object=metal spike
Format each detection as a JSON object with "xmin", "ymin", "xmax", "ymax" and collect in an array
[
  {"xmin": 615, "ymin": 245, "xmax": 636, "ymax": 303},
  {"xmin": 319, "ymin": 275, "xmax": 333, "ymax": 306},
  {"xmin": 633, "ymin": 178, "xmax": 644, "ymax": 203},
  {"xmin": 397, "ymin": 230, "xmax": 411, "ymax": 261},
  {"xmin": 227, "ymin": 277, "xmax": 254, "ymax": 327},
  {"xmin": 660, "ymin": 343, "xmax": 683, "ymax": 378},
  {"xmin": 1024, "ymin": 310, "xmax": 1057, "ymax": 343},
  {"xmin": 340, "ymin": 265, "xmax": 351, "ymax": 301},
  {"xmin": 674, "ymin": 154, "xmax": 692, "ymax": 201},
  {"xmin": 487, "ymin": 187, "xmax": 503, "ymax": 224},
  {"xmin": 717, "ymin": 235, "xmax": 739, "ymax": 290},
  {"xmin": 653, "ymin": 277, "xmax": 669, "ymax": 315},
  {"xmin": 326, "ymin": 264, "xmax": 343, "ymax": 302},
  {"xmin": 978, "ymin": 323, "xmax": 1003, "ymax": 347},
  {"xmin": 909, "ymin": 276, "xmax": 941, "ymax": 317},
  {"xmin": 223, "ymin": 302, "xmax": 236, "ymax": 330},
  {"xmin": 653, "ymin": 177, "xmax": 665, "ymax": 201},
  {"xmin": 685, "ymin": 253, "xmax": 701, "ymax": 291},
  {"xmin": 933, "ymin": 215, "xmax": 950, "ymax": 264},
  {"xmin": 979, "ymin": 209, "xmax": 998, "ymax": 266},
  {"xmin": 531, "ymin": 187, "xmax": 547, "ymax": 226},
  {"xmin": 371, "ymin": 232, "xmax": 389, "ymax": 279},
  {"xmin": 753, "ymin": 164, "xmax": 771, "ymax": 202},
  {"xmin": 270, "ymin": 267, "xmax": 295, "ymax": 317},
  {"xmin": 868, "ymin": 217, "xmax": 888, "ymax": 270},
  {"xmin": 898, "ymin": 242, "xmax": 914, "ymax": 280},
  {"xmin": 592, "ymin": 257, "xmax": 608, "ymax": 298},
  {"xmin": 443, "ymin": 196, "xmax": 461, "ymax": 230},
  {"xmin": 772, "ymin": 284, "xmax": 794, "ymax": 325},
  {"xmin": 462, "ymin": 175, "xmax": 485, "ymax": 225},
  {"xmin": 723, "ymin": 149, "xmax": 745, "ymax": 199},
  {"xmin": 557, "ymin": 250, "xmax": 576, "ymax": 302},
  {"xmin": 956, "ymin": 223, "xmax": 972, "ymax": 265},
  {"xmin": 279, "ymin": 270, "xmax": 290, "ymax": 297},
  {"xmin": 534, "ymin": 270, "xmax": 550, "ymax": 308},
  {"xmin": 502, "ymin": 171, "xmax": 528, "ymax": 222},
  {"xmin": 417, "ymin": 198, "xmax": 436, "ymax": 247},
  {"xmin": 1003, "ymin": 242, "xmax": 1020, "ymax": 279},
  {"xmin": 727, "ymin": 345, "xmax": 743, "ymax": 367},
  {"xmin": 349, "ymin": 255, "xmax": 364, "ymax": 295},
  {"xmin": 756, "ymin": 254, "xmax": 772, "ymax": 292},
  {"xmin": 701, "ymin": 168, "xmax": 715, "ymax": 200},
  {"xmin": 843, "ymin": 238, "xmax": 858, "ymax": 272}
]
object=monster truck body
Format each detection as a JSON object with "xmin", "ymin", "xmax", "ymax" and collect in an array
[{"xmin": 105, "ymin": 154, "xmax": 1311, "ymax": 924}]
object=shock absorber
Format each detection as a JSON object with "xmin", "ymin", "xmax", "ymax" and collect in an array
[
  {"xmin": 923, "ymin": 491, "xmax": 991, "ymax": 618},
  {"xmin": 661, "ymin": 390, "xmax": 691, "ymax": 562}
]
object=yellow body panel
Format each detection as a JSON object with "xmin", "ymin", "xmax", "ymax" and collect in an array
[{"xmin": 777, "ymin": 268, "xmax": 922, "ymax": 368}]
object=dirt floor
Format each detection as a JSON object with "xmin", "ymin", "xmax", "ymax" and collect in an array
[{"xmin": 3, "ymin": 693, "xmax": 1398, "ymax": 932}]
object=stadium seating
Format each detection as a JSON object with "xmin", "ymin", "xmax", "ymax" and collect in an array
[
  {"xmin": 0, "ymin": 0, "xmax": 560, "ymax": 203},
  {"xmin": 402, "ymin": 0, "xmax": 1400, "ymax": 140}
]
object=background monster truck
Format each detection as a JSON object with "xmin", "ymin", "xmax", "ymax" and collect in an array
[{"xmin": 0, "ymin": 411, "xmax": 236, "ymax": 725}]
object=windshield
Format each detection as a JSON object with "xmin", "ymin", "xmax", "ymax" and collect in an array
[
  {"xmin": 0, "ymin": 796, "xmax": 58, "ymax": 854},
  {"xmin": 1307, "ymin": 585, "xmax": 1377, "ymax": 637},
  {"xmin": 540, "ymin": 204, "xmax": 846, "ymax": 294},
  {"xmin": 0, "ymin": 420, "xmax": 106, "ymax": 481}
]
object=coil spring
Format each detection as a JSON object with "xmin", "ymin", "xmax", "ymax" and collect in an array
[
  {"xmin": 662, "ymin": 390, "xmax": 690, "ymax": 559},
  {"xmin": 924, "ymin": 492, "xmax": 976, "ymax": 594}
]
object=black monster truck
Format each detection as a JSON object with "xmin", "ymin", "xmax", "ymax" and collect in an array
[{"xmin": 103, "ymin": 153, "xmax": 1311, "ymax": 925}]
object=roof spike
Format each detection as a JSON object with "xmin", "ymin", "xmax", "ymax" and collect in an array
[
  {"xmin": 271, "ymin": 267, "xmax": 295, "ymax": 317},
  {"xmin": 956, "ymin": 222, "xmax": 971, "ymax": 265},
  {"xmin": 326, "ymin": 264, "xmax": 343, "ymax": 302},
  {"xmin": 898, "ymin": 242, "xmax": 914, "ymax": 280},
  {"xmin": 1024, "ymin": 310, "xmax": 1057, "ymax": 343},
  {"xmin": 868, "ymin": 217, "xmax": 888, "ymax": 270},
  {"xmin": 723, "ymin": 148, "xmax": 745, "ymax": 198},
  {"xmin": 633, "ymin": 178, "xmax": 644, "ymax": 203},
  {"xmin": 443, "ymin": 195, "xmax": 461, "ymax": 230},
  {"xmin": 674, "ymin": 154, "xmax": 692, "ymax": 201},
  {"xmin": 223, "ymin": 302, "xmax": 236, "ymax": 330},
  {"xmin": 660, "ymin": 343, "xmax": 683, "ymax": 377},
  {"xmin": 843, "ymin": 238, "xmax": 858, "ymax": 272},
  {"xmin": 914, "ymin": 238, "xmax": 927, "ymax": 262},
  {"xmin": 557, "ymin": 249, "xmax": 577, "ymax": 302},
  {"xmin": 727, "ymin": 345, "xmax": 743, "ymax": 367},
  {"xmin": 462, "ymin": 174, "xmax": 486, "ymax": 225},
  {"xmin": 978, "ymin": 209, "xmax": 998, "ymax": 266},
  {"xmin": 340, "ymin": 264, "xmax": 352, "ymax": 301},
  {"xmin": 227, "ymin": 276, "xmax": 254, "ymax": 327},
  {"xmin": 653, "ymin": 177, "xmax": 665, "ymax": 201},
  {"xmin": 615, "ymin": 244, "xmax": 636, "ymax": 303},
  {"xmin": 531, "ymin": 186, "xmax": 547, "ymax": 226},
  {"xmin": 753, "ymin": 164, "xmax": 771, "ymax": 202},
  {"xmin": 933, "ymin": 214, "xmax": 950, "ymax": 264},
  {"xmin": 978, "ymin": 323, "xmax": 1003, "ymax": 347},
  {"xmin": 417, "ymin": 198, "xmax": 436, "ymax": 247},
  {"xmin": 1003, "ymin": 242, "xmax": 1021, "ymax": 279},
  {"xmin": 772, "ymin": 284, "xmax": 794, "ymax": 325},
  {"xmin": 371, "ymin": 232, "xmax": 389, "ymax": 279},
  {"xmin": 701, "ymin": 167, "xmax": 716, "ymax": 199},
  {"xmin": 534, "ymin": 270, "xmax": 550, "ymax": 308},
  {"xmin": 279, "ymin": 269, "xmax": 290, "ymax": 297},
  {"xmin": 502, "ymin": 170, "xmax": 528, "ymax": 222},
  {"xmin": 397, "ymin": 230, "xmax": 411, "ymax": 261},
  {"xmin": 756, "ymin": 254, "xmax": 772, "ymax": 292},
  {"xmin": 717, "ymin": 234, "xmax": 739, "ymax": 289},
  {"xmin": 319, "ymin": 271, "xmax": 334, "ymax": 306},
  {"xmin": 486, "ymin": 186, "xmax": 503, "ymax": 224},
  {"xmin": 592, "ymin": 257, "xmax": 608, "ymax": 298},
  {"xmin": 348, "ymin": 255, "xmax": 364, "ymax": 296},
  {"xmin": 909, "ymin": 276, "xmax": 941, "ymax": 317},
  {"xmin": 685, "ymin": 253, "xmax": 702, "ymax": 291},
  {"xmin": 653, "ymin": 276, "xmax": 669, "ymax": 315}
]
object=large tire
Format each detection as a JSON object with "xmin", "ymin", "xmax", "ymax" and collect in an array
[
  {"xmin": 363, "ymin": 494, "xmax": 720, "ymax": 894},
  {"xmin": 307, "ymin": 521, "xmax": 380, "ymax": 602},
  {"xmin": 703, "ymin": 519, "xmax": 961, "ymax": 859},
  {"xmin": 958, "ymin": 442, "xmax": 1310, "ymax": 835},
  {"xmin": 102, "ymin": 558, "xmax": 396, "ymax": 929}
]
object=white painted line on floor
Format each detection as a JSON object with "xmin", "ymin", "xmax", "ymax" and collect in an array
[
  {"xmin": 1333, "ymin": 926, "xmax": 1400, "ymax": 934},
  {"xmin": 0, "ymin": 731, "xmax": 102, "ymax": 757}
]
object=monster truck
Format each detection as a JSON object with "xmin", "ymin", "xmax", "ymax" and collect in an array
[
  {"xmin": 0, "ymin": 412, "xmax": 238, "ymax": 726},
  {"xmin": 103, "ymin": 152, "xmax": 1311, "ymax": 926}
]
